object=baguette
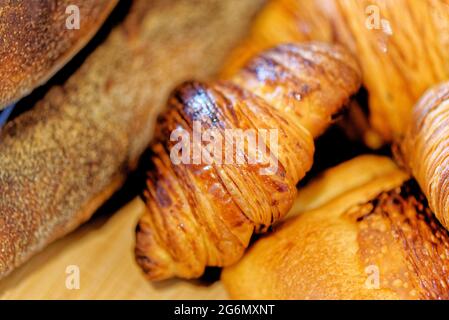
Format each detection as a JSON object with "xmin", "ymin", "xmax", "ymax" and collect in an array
[
  {"xmin": 0, "ymin": 0, "xmax": 265, "ymax": 279},
  {"xmin": 223, "ymin": 0, "xmax": 449, "ymax": 144},
  {"xmin": 0, "ymin": 0, "xmax": 118, "ymax": 109}
]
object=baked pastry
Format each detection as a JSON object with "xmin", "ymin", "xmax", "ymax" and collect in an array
[
  {"xmin": 220, "ymin": 0, "xmax": 332, "ymax": 78},
  {"xmin": 328, "ymin": 0, "xmax": 449, "ymax": 142},
  {"xmin": 222, "ymin": 155, "xmax": 449, "ymax": 300},
  {"xmin": 135, "ymin": 42, "xmax": 361, "ymax": 280},
  {"xmin": 0, "ymin": 0, "xmax": 118, "ymax": 109},
  {"xmin": 401, "ymin": 82, "xmax": 449, "ymax": 231},
  {"xmin": 224, "ymin": 0, "xmax": 449, "ymax": 144},
  {"xmin": 0, "ymin": 0, "xmax": 264, "ymax": 280},
  {"xmin": 289, "ymin": 154, "xmax": 406, "ymax": 215}
]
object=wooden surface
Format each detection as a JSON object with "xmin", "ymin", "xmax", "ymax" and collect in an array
[{"xmin": 0, "ymin": 198, "xmax": 228, "ymax": 300}]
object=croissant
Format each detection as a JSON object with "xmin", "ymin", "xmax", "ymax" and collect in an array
[
  {"xmin": 135, "ymin": 42, "xmax": 362, "ymax": 280},
  {"xmin": 222, "ymin": 155, "xmax": 449, "ymax": 300},
  {"xmin": 401, "ymin": 82, "xmax": 449, "ymax": 231}
]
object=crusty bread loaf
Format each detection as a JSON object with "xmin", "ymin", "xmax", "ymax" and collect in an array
[
  {"xmin": 0, "ymin": 0, "xmax": 265, "ymax": 279},
  {"xmin": 0, "ymin": 0, "xmax": 118, "ymax": 109},
  {"xmin": 222, "ymin": 156, "xmax": 449, "ymax": 299}
]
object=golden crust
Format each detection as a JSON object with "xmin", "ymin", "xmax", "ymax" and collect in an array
[
  {"xmin": 222, "ymin": 0, "xmax": 449, "ymax": 144},
  {"xmin": 0, "ymin": 0, "xmax": 265, "ymax": 280},
  {"xmin": 232, "ymin": 42, "xmax": 361, "ymax": 138},
  {"xmin": 401, "ymin": 82, "xmax": 449, "ymax": 231},
  {"xmin": 220, "ymin": 0, "xmax": 333, "ymax": 78},
  {"xmin": 329, "ymin": 0, "xmax": 449, "ymax": 142},
  {"xmin": 135, "ymin": 42, "xmax": 361, "ymax": 281},
  {"xmin": 222, "ymin": 156, "xmax": 449, "ymax": 300},
  {"xmin": 0, "ymin": 0, "xmax": 118, "ymax": 109},
  {"xmin": 290, "ymin": 154, "xmax": 408, "ymax": 216}
]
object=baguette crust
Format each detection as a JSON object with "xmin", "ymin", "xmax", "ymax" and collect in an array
[
  {"xmin": 0, "ymin": 0, "xmax": 118, "ymax": 109},
  {"xmin": 0, "ymin": 0, "xmax": 265, "ymax": 279}
]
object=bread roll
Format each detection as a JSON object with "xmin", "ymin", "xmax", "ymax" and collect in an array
[
  {"xmin": 0, "ymin": 0, "xmax": 118, "ymax": 109},
  {"xmin": 222, "ymin": 156, "xmax": 449, "ymax": 299},
  {"xmin": 0, "ymin": 0, "xmax": 265, "ymax": 280}
]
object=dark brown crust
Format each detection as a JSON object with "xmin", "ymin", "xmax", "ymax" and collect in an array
[
  {"xmin": 135, "ymin": 42, "xmax": 361, "ymax": 281},
  {"xmin": 0, "ymin": 0, "xmax": 265, "ymax": 279},
  {"xmin": 0, "ymin": 0, "xmax": 118, "ymax": 109}
]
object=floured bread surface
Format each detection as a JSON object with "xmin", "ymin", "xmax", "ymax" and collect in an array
[
  {"xmin": 0, "ymin": 0, "xmax": 265, "ymax": 279},
  {"xmin": 0, "ymin": 0, "xmax": 118, "ymax": 109}
]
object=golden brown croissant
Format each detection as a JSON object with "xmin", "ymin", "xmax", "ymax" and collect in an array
[
  {"xmin": 222, "ymin": 155, "xmax": 449, "ymax": 300},
  {"xmin": 401, "ymin": 82, "xmax": 449, "ymax": 231},
  {"xmin": 224, "ymin": 0, "xmax": 449, "ymax": 144},
  {"xmin": 135, "ymin": 42, "xmax": 361, "ymax": 280}
]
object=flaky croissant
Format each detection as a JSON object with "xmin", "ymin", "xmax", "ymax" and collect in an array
[
  {"xmin": 401, "ymin": 82, "xmax": 449, "ymax": 231},
  {"xmin": 222, "ymin": 155, "xmax": 449, "ymax": 300},
  {"xmin": 135, "ymin": 42, "xmax": 361, "ymax": 280}
]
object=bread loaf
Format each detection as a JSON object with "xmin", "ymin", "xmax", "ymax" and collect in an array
[
  {"xmin": 0, "ymin": 0, "xmax": 118, "ymax": 109},
  {"xmin": 0, "ymin": 0, "xmax": 265, "ymax": 279}
]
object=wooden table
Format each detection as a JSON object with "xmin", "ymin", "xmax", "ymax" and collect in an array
[{"xmin": 0, "ymin": 198, "xmax": 228, "ymax": 300}]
